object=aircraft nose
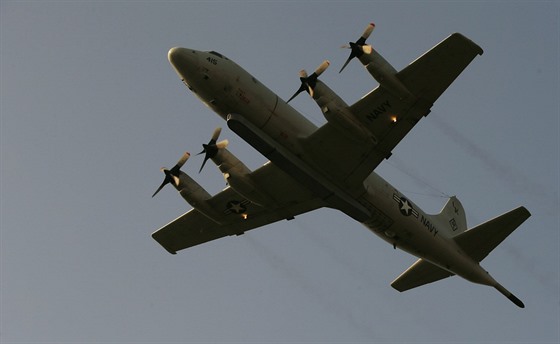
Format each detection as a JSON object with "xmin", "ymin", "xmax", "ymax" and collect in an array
[
  {"xmin": 168, "ymin": 47, "xmax": 186, "ymax": 65},
  {"xmin": 168, "ymin": 47, "xmax": 198, "ymax": 70}
]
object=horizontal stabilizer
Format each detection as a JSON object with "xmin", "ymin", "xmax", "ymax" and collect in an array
[
  {"xmin": 453, "ymin": 207, "xmax": 531, "ymax": 262},
  {"xmin": 392, "ymin": 258, "xmax": 454, "ymax": 292}
]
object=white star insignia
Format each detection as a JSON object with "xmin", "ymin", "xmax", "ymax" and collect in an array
[{"xmin": 400, "ymin": 199, "xmax": 412, "ymax": 215}]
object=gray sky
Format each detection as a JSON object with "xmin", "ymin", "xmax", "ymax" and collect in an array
[{"xmin": 1, "ymin": 1, "xmax": 558, "ymax": 342}]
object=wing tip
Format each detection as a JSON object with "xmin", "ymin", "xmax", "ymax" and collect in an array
[
  {"xmin": 451, "ymin": 32, "xmax": 484, "ymax": 56},
  {"xmin": 152, "ymin": 232, "xmax": 178, "ymax": 255}
]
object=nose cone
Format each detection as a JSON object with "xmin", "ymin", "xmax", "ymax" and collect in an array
[
  {"xmin": 168, "ymin": 47, "xmax": 187, "ymax": 65},
  {"xmin": 168, "ymin": 47, "xmax": 198, "ymax": 73}
]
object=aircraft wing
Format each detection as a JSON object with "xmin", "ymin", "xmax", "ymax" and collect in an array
[
  {"xmin": 152, "ymin": 163, "xmax": 325, "ymax": 254},
  {"xmin": 305, "ymin": 33, "xmax": 483, "ymax": 190}
]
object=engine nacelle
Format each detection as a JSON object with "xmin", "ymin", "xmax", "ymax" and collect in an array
[
  {"xmin": 361, "ymin": 50, "xmax": 414, "ymax": 101},
  {"xmin": 311, "ymin": 81, "xmax": 378, "ymax": 143},
  {"xmin": 173, "ymin": 171, "xmax": 224, "ymax": 224},
  {"xmin": 211, "ymin": 148, "xmax": 276, "ymax": 207}
]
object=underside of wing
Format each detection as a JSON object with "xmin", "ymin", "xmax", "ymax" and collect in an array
[
  {"xmin": 397, "ymin": 33, "xmax": 483, "ymax": 105},
  {"xmin": 304, "ymin": 33, "xmax": 483, "ymax": 190},
  {"xmin": 152, "ymin": 162, "xmax": 325, "ymax": 254},
  {"xmin": 153, "ymin": 209, "xmax": 225, "ymax": 254},
  {"xmin": 152, "ymin": 196, "xmax": 324, "ymax": 254}
]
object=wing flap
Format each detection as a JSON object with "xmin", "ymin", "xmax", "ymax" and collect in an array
[{"xmin": 391, "ymin": 258, "xmax": 454, "ymax": 292}]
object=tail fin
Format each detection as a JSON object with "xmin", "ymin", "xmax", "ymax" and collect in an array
[
  {"xmin": 453, "ymin": 207, "xmax": 531, "ymax": 262},
  {"xmin": 435, "ymin": 196, "xmax": 468, "ymax": 238}
]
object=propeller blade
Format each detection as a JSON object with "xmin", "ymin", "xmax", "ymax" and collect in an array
[
  {"xmin": 152, "ymin": 169, "xmax": 171, "ymax": 198},
  {"xmin": 339, "ymin": 22, "xmax": 375, "ymax": 73},
  {"xmin": 152, "ymin": 152, "xmax": 191, "ymax": 198},
  {"xmin": 210, "ymin": 127, "xmax": 222, "ymax": 142},
  {"xmin": 361, "ymin": 22, "xmax": 375, "ymax": 41},
  {"xmin": 314, "ymin": 60, "xmax": 330, "ymax": 77},
  {"xmin": 339, "ymin": 54, "xmax": 354, "ymax": 74},
  {"xmin": 198, "ymin": 127, "xmax": 226, "ymax": 173},
  {"xmin": 198, "ymin": 155, "xmax": 210, "ymax": 174},
  {"xmin": 287, "ymin": 83, "xmax": 308, "ymax": 103},
  {"xmin": 339, "ymin": 43, "xmax": 360, "ymax": 73},
  {"xmin": 288, "ymin": 61, "xmax": 329, "ymax": 102},
  {"xmin": 308, "ymin": 86, "xmax": 315, "ymax": 99},
  {"xmin": 152, "ymin": 181, "xmax": 167, "ymax": 198},
  {"xmin": 173, "ymin": 151, "xmax": 190, "ymax": 171},
  {"xmin": 198, "ymin": 142, "xmax": 217, "ymax": 173},
  {"xmin": 216, "ymin": 139, "xmax": 229, "ymax": 149}
]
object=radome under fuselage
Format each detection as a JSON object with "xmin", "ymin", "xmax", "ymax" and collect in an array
[{"xmin": 167, "ymin": 47, "xmax": 499, "ymax": 289}]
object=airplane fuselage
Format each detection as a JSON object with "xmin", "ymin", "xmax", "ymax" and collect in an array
[
  {"xmin": 167, "ymin": 47, "xmax": 502, "ymax": 290},
  {"xmin": 169, "ymin": 49, "xmax": 317, "ymax": 152}
]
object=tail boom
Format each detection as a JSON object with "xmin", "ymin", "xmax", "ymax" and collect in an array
[{"xmin": 495, "ymin": 283, "xmax": 525, "ymax": 308}]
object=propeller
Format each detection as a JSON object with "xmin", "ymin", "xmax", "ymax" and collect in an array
[
  {"xmin": 339, "ymin": 22, "xmax": 375, "ymax": 73},
  {"xmin": 287, "ymin": 60, "xmax": 330, "ymax": 103},
  {"xmin": 197, "ymin": 127, "xmax": 229, "ymax": 173},
  {"xmin": 152, "ymin": 151, "xmax": 191, "ymax": 198}
]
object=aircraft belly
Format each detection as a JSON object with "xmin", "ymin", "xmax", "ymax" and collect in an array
[
  {"xmin": 387, "ymin": 221, "xmax": 487, "ymax": 283},
  {"xmin": 360, "ymin": 173, "xmax": 474, "ymax": 275},
  {"xmin": 360, "ymin": 177, "xmax": 503, "ymax": 289},
  {"xmin": 215, "ymin": 81, "xmax": 317, "ymax": 156}
]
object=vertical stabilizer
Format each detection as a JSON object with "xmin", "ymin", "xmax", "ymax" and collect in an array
[{"xmin": 436, "ymin": 196, "xmax": 467, "ymax": 238}]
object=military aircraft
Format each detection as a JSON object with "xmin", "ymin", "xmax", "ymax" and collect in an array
[{"xmin": 152, "ymin": 23, "xmax": 530, "ymax": 308}]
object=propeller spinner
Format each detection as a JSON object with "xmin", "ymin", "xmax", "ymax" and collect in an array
[
  {"xmin": 152, "ymin": 151, "xmax": 191, "ymax": 198},
  {"xmin": 339, "ymin": 22, "xmax": 375, "ymax": 73},
  {"xmin": 197, "ymin": 127, "xmax": 229, "ymax": 173},
  {"xmin": 287, "ymin": 60, "xmax": 330, "ymax": 103}
]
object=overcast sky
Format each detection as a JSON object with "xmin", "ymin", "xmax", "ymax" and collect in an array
[{"xmin": 1, "ymin": 1, "xmax": 559, "ymax": 343}]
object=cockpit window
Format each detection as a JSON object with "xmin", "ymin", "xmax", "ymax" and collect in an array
[{"xmin": 209, "ymin": 51, "xmax": 229, "ymax": 60}]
